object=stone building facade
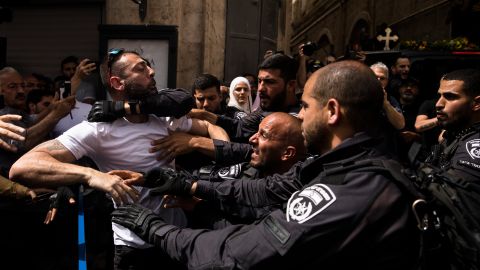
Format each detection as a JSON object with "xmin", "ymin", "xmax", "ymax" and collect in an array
[
  {"xmin": 105, "ymin": 0, "xmax": 226, "ymax": 89},
  {"xmin": 283, "ymin": 0, "xmax": 479, "ymax": 62}
]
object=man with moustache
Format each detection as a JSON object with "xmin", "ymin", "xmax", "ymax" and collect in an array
[
  {"xmin": 415, "ymin": 69, "xmax": 480, "ymax": 270},
  {"xmin": 430, "ymin": 69, "xmax": 480, "ymax": 183},
  {"xmin": 111, "ymin": 60, "xmax": 420, "ymax": 269},
  {"xmin": 10, "ymin": 49, "xmax": 229, "ymax": 270},
  {"xmin": 192, "ymin": 112, "xmax": 306, "ymax": 182},
  {"xmin": 388, "ymin": 55, "xmax": 411, "ymax": 97},
  {"xmin": 0, "ymin": 67, "xmax": 74, "ymax": 175}
]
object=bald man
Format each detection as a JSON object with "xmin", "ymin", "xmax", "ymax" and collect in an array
[{"xmin": 200, "ymin": 112, "xmax": 306, "ymax": 181}]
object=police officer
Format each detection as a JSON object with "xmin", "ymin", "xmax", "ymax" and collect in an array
[
  {"xmin": 111, "ymin": 60, "xmax": 420, "ymax": 270},
  {"xmin": 432, "ymin": 69, "xmax": 480, "ymax": 182},
  {"xmin": 150, "ymin": 112, "xmax": 307, "ymax": 229},
  {"xmin": 195, "ymin": 112, "xmax": 306, "ymax": 182}
]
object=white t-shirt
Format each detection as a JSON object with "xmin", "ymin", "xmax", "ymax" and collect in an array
[
  {"xmin": 51, "ymin": 100, "xmax": 92, "ymax": 138},
  {"xmin": 57, "ymin": 115, "xmax": 192, "ymax": 248}
]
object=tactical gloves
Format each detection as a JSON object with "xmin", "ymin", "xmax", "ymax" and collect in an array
[
  {"xmin": 48, "ymin": 186, "xmax": 76, "ymax": 210},
  {"xmin": 87, "ymin": 100, "xmax": 126, "ymax": 122},
  {"xmin": 87, "ymin": 88, "xmax": 195, "ymax": 122},
  {"xmin": 144, "ymin": 167, "xmax": 194, "ymax": 196},
  {"xmin": 112, "ymin": 203, "xmax": 168, "ymax": 243}
]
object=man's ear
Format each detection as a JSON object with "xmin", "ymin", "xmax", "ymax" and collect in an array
[
  {"xmin": 286, "ymin": 80, "xmax": 297, "ymax": 93},
  {"xmin": 473, "ymin": 95, "xmax": 480, "ymax": 112},
  {"xmin": 28, "ymin": 103, "xmax": 36, "ymax": 114},
  {"xmin": 326, "ymin": 98, "xmax": 340, "ymax": 125},
  {"xmin": 109, "ymin": 76, "xmax": 124, "ymax": 91},
  {"xmin": 281, "ymin": 146, "xmax": 296, "ymax": 161}
]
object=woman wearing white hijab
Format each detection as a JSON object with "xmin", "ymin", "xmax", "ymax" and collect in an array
[{"xmin": 226, "ymin": 76, "xmax": 252, "ymax": 119}]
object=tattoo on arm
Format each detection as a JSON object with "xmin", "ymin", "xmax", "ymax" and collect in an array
[
  {"xmin": 32, "ymin": 139, "xmax": 67, "ymax": 152},
  {"xmin": 420, "ymin": 121, "xmax": 437, "ymax": 130}
]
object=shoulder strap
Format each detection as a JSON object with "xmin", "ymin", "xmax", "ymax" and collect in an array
[{"xmin": 320, "ymin": 158, "xmax": 422, "ymax": 198}]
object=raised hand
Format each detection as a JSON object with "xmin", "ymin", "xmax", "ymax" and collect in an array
[{"xmin": 44, "ymin": 186, "xmax": 76, "ymax": 225}]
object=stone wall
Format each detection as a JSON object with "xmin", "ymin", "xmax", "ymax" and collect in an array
[{"xmin": 105, "ymin": 0, "xmax": 226, "ymax": 89}]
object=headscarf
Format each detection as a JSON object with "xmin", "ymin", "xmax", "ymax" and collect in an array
[{"xmin": 228, "ymin": 76, "xmax": 252, "ymax": 114}]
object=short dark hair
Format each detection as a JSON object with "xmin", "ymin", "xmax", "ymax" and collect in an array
[
  {"xmin": 99, "ymin": 49, "xmax": 141, "ymax": 87},
  {"xmin": 441, "ymin": 69, "xmax": 480, "ymax": 97},
  {"xmin": 191, "ymin": 74, "xmax": 221, "ymax": 94},
  {"xmin": 393, "ymin": 54, "xmax": 410, "ymax": 66},
  {"xmin": 242, "ymin": 73, "xmax": 257, "ymax": 86},
  {"xmin": 26, "ymin": 89, "xmax": 54, "ymax": 105},
  {"xmin": 399, "ymin": 77, "xmax": 419, "ymax": 87},
  {"xmin": 258, "ymin": 53, "xmax": 298, "ymax": 82},
  {"xmin": 60, "ymin": 56, "xmax": 79, "ymax": 69},
  {"xmin": 311, "ymin": 60, "xmax": 384, "ymax": 132}
]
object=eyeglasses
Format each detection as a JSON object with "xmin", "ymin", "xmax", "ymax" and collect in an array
[{"xmin": 107, "ymin": 48, "xmax": 125, "ymax": 74}]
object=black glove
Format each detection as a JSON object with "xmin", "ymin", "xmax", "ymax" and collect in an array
[
  {"xmin": 49, "ymin": 186, "xmax": 76, "ymax": 210},
  {"xmin": 144, "ymin": 167, "xmax": 193, "ymax": 196},
  {"xmin": 112, "ymin": 204, "xmax": 167, "ymax": 243},
  {"xmin": 141, "ymin": 88, "xmax": 195, "ymax": 118},
  {"xmin": 88, "ymin": 100, "xmax": 125, "ymax": 122}
]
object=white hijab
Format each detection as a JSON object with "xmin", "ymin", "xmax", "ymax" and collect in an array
[{"xmin": 228, "ymin": 76, "xmax": 252, "ymax": 114}]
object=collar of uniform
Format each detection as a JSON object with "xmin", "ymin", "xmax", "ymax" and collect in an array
[
  {"xmin": 242, "ymin": 165, "xmax": 261, "ymax": 179},
  {"xmin": 299, "ymin": 132, "xmax": 380, "ymax": 183}
]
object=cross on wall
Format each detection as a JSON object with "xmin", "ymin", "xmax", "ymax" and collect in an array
[{"xmin": 377, "ymin": 27, "xmax": 399, "ymax": 50}]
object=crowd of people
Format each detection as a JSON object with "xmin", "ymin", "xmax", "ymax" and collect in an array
[{"xmin": 0, "ymin": 45, "xmax": 478, "ymax": 270}]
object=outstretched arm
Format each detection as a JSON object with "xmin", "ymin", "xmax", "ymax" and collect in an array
[
  {"xmin": 415, "ymin": 114, "xmax": 438, "ymax": 132},
  {"xmin": 9, "ymin": 139, "xmax": 138, "ymax": 205},
  {"xmin": 24, "ymin": 96, "xmax": 75, "ymax": 150},
  {"xmin": 88, "ymin": 88, "xmax": 195, "ymax": 122},
  {"xmin": 149, "ymin": 119, "xmax": 229, "ymax": 160}
]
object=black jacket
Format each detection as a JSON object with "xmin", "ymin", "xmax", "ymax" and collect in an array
[
  {"xmin": 437, "ymin": 122, "xmax": 480, "ymax": 183},
  {"xmin": 151, "ymin": 133, "xmax": 420, "ymax": 269}
]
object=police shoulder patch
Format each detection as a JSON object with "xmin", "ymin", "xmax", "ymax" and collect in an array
[
  {"xmin": 217, "ymin": 164, "xmax": 242, "ymax": 180},
  {"xmin": 286, "ymin": 184, "xmax": 336, "ymax": 224},
  {"xmin": 466, "ymin": 139, "xmax": 480, "ymax": 160}
]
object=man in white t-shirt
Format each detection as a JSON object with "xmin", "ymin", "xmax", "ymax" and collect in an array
[{"xmin": 10, "ymin": 49, "xmax": 229, "ymax": 269}]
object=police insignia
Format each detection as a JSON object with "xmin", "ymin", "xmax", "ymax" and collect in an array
[
  {"xmin": 235, "ymin": 112, "xmax": 247, "ymax": 119},
  {"xmin": 466, "ymin": 139, "xmax": 480, "ymax": 159},
  {"xmin": 286, "ymin": 184, "xmax": 336, "ymax": 224},
  {"xmin": 218, "ymin": 164, "xmax": 242, "ymax": 179}
]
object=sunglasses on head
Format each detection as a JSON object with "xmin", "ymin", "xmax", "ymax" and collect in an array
[{"xmin": 107, "ymin": 48, "xmax": 125, "ymax": 72}]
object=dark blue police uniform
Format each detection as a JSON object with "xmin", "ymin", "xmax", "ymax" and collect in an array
[{"xmin": 147, "ymin": 132, "xmax": 421, "ymax": 269}]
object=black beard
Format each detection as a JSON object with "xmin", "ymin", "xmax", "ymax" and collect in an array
[
  {"xmin": 261, "ymin": 86, "xmax": 287, "ymax": 111},
  {"xmin": 125, "ymin": 82, "xmax": 156, "ymax": 100}
]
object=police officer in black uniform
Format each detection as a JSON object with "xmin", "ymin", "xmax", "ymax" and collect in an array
[
  {"xmin": 179, "ymin": 112, "xmax": 305, "ymax": 228},
  {"xmin": 196, "ymin": 112, "xmax": 306, "ymax": 181},
  {"xmin": 111, "ymin": 60, "xmax": 421, "ymax": 270},
  {"xmin": 431, "ymin": 69, "xmax": 480, "ymax": 182}
]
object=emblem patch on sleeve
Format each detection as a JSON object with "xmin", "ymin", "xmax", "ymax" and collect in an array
[
  {"xmin": 466, "ymin": 139, "xmax": 480, "ymax": 160},
  {"xmin": 286, "ymin": 184, "xmax": 336, "ymax": 224},
  {"xmin": 217, "ymin": 164, "xmax": 242, "ymax": 180}
]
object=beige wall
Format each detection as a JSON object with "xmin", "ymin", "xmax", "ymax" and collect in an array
[{"xmin": 105, "ymin": 0, "xmax": 226, "ymax": 89}]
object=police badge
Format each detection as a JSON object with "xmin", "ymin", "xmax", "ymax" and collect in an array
[
  {"xmin": 286, "ymin": 184, "xmax": 336, "ymax": 224},
  {"xmin": 466, "ymin": 139, "xmax": 480, "ymax": 160}
]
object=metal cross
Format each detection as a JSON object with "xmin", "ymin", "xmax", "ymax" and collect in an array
[{"xmin": 377, "ymin": 27, "xmax": 399, "ymax": 51}]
